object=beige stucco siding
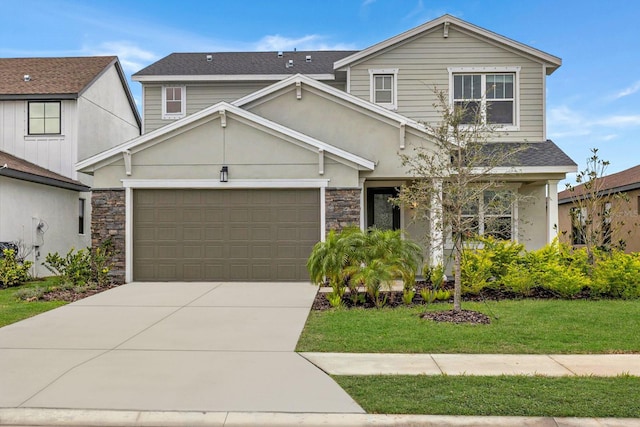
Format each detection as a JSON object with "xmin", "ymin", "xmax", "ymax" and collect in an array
[
  {"xmin": 245, "ymin": 86, "xmax": 436, "ymax": 179},
  {"xmin": 347, "ymin": 26, "xmax": 545, "ymax": 142},
  {"xmin": 518, "ymin": 183, "xmax": 548, "ymax": 250},
  {"xmin": 92, "ymin": 114, "xmax": 358, "ymax": 188}
]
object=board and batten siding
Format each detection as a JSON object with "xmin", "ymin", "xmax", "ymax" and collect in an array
[
  {"xmin": 347, "ymin": 26, "xmax": 546, "ymax": 142},
  {"xmin": 0, "ymin": 99, "xmax": 78, "ymax": 180}
]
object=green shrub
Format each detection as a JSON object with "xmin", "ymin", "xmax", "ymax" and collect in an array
[
  {"xmin": 502, "ymin": 263, "xmax": 536, "ymax": 296},
  {"xmin": 0, "ymin": 249, "xmax": 33, "ymax": 287},
  {"xmin": 591, "ymin": 251, "xmax": 640, "ymax": 299},
  {"xmin": 44, "ymin": 241, "xmax": 114, "ymax": 286},
  {"xmin": 461, "ymin": 249, "xmax": 493, "ymax": 295},
  {"xmin": 538, "ymin": 262, "xmax": 588, "ymax": 298}
]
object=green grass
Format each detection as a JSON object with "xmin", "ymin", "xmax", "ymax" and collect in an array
[
  {"xmin": 334, "ymin": 375, "xmax": 640, "ymax": 417},
  {"xmin": 0, "ymin": 278, "xmax": 67, "ymax": 328},
  {"xmin": 296, "ymin": 300, "xmax": 640, "ymax": 354}
]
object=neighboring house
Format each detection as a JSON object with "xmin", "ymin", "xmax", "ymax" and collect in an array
[
  {"xmin": 78, "ymin": 15, "xmax": 577, "ymax": 283},
  {"xmin": 558, "ymin": 165, "xmax": 640, "ymax": 253},
  {"xmin": 0, "ymin": 56, "xmax": 141, "ymax": 277}
]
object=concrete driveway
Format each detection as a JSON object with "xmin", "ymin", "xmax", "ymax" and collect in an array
[{"xmin": 0, "ymin": 282, "xmax": 363, "ymax": 413}]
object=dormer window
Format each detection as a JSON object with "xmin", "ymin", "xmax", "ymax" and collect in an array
[
  {"xmin": 28, "ymin": 101, "xmax": 61, "ymax": 135},
  {"xmin": 449, "ymin": 67, "xmax": 520, "ymax": 130},
  {"xmin": 369, "ymin": 68, "xmax": 398, "ymax": 110},
  {"xmin": 162, "ymin": 86, "xmax": 186, "ymax": 119}
]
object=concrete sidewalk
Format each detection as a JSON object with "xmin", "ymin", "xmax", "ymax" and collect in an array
[
  {"xmin": 301, "ymin": 352, "xmax": 640, "ymax": 376},
  {"xmin": 1, "ymin": 408, "xmax": 638, "ymax": 427}
]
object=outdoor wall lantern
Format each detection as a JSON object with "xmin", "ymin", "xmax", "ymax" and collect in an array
[{"xmin": 220, "ymin": 165, "xmax": 228, "ymax": 182}]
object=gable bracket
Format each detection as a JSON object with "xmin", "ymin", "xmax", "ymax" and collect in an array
[
  {"xmin": 296, "ymin": 81, "xmax": 302, "ymax": 100},
  {"xmin": 219, "ymin": 109, "xmax": 227, "ymax": 128},
  {"xmin": 443, "ymin": 21, "xmax": 450, "ymax": 38},
  {"xmin": 318, "ymin": 149, "xmax": 324, "ymax": 175},
  {"xmin": 123, "ymin": 150, "xmax": 132, "ymax": 176},
  {"xmin": 399, "ymin": 122, "xmax": 406, "ymax": 150}
]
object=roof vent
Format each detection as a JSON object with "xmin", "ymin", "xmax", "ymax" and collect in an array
[
  {"xmin": 23, "ymin": 75, "xmax": 30, "ymax": 82},
  {"xmin": 206, "ymin": 54, "xmax": 212, "ymax": 62},
  {"xmin": 306, "ymin": 55, "xmax": 311, "ymax": 62},
  {"xmin": 277, "ymin": 51, "xmax": 283, "ymax": 58},
  {"xmin": 286, "ymin": 59, "xmax": 294, "ymax": 68}
]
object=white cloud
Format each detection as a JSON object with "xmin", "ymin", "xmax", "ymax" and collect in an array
[
  {"xmin": 254, "ymin": 34, "xmax": 355, "ymax": 51},
  {"xmin": 595, "ymin": 115, "xmax": 640, "ymax": 127},
  {"xmin": 614, "ymin": 81, "xmax": 640, "ymax": 99},
  {"xmin": 362, "ymin": 0, "xmax": 376, "ymax": 6},
  {"xmin": 600, "ymin": 134, "xmax": 618, "ymax": 141},
  {"xmin": 84, "ymin": 41, "xmax": 158, "ymax": 74}
]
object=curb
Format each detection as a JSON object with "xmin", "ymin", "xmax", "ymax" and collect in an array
[{"xmin": 1, "ymin": 409, "xmax": 638, "ymax": 427}]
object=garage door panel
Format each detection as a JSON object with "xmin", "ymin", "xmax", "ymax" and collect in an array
[{"xmin": 133, "ymin": 189, "xmax": 319, "ymax": 281}]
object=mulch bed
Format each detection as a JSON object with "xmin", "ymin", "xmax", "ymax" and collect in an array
[
  {"xmin": 312, "ymin": 280, "xmax": 594, "ymax": 324},
  {"xmin": 41, "ymin": 283, "xmax": 120, "ymax": 302}
]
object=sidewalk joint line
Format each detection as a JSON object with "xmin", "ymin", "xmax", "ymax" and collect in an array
[
  {"xmin": 547, "ymin": 354, "xmax": 578, "ymax": 376},
  {"xmin": 430, "ymin": 354, "xmax": 445, "ymax": 375}
]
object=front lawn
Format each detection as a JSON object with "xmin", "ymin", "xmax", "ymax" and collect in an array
[
  {"xmin": 296, "ymin": 300, "xmax": 640, "ymax": 354},
  {"xmin": 335, "ymin": 375, "xmax": 640, "ymax": 417},
  {"xmin": 0, "ymin": 278, "xmax": 67, "ymax": 328}
]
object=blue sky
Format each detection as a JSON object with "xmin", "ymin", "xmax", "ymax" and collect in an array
[{"xmin": 2, "ymin": 0, "xmax": 639, "ymax": 182}]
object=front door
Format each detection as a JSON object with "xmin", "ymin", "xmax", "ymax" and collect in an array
[{"xmin": 366, "ymin": 187, "xmax": 400, "ymax": 230}]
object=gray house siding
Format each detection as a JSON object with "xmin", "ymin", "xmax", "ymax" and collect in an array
[{"xmin": 346, "ymin": 26, "xmax": 545, "ymax": 142}]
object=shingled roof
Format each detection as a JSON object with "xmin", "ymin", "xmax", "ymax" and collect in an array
[
  {"xmin": 0, "ymin": 150, "xmax": 88, "ymax": 191},
  {"xmin": 479, "ymin": 140, "xmax": 577, "ymax": 168},
  {"xmin": 133, "ymin": 51, "xmax": 357, "ymax": 78},
  {"xmin": 0, "ymin": 56, "xmax": 118, "ymax": 98},
  {"xmin": 558, "ymin": 164, "xmax": 640, "ymax": 204}
]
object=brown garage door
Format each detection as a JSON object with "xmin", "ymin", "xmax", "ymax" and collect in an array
[{"xmin": 133, "ymin": 189, "xmax": 320, "ymax": 281}]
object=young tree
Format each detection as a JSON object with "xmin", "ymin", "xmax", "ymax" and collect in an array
[
  {"xmin": 564, "ymin": 148, "xmax": 631, "ymax": 262},
  {"xmin": 396, "ymin": 89, "xmax": 525, "ymax": 312}
]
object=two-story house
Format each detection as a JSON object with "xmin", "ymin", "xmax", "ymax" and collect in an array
[
  {"xmin": 79, "ymin": 15, "xmax": 577, "ymax": 283},
  {"xmin": 0, "ymin": 56, "xmax": 140, "ymax": 277}
]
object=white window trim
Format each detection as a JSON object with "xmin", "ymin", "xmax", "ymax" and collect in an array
[
  {"xmin": 162, "ymin": 85, "xmax": 186, "ymax": 119},
  {"xmin": 369, "ymin": 68, "xmax": 398, "ymax": 110},
  {"xmin": 447, "ymin": 66, "xmax": 521, "ymax": 131}
]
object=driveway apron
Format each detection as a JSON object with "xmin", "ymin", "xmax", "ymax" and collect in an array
[{"xmin": 0, "ymin": 282, "xmax": 363, "ymax": 413}]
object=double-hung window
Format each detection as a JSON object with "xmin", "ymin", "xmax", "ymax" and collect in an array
[
  {"xmin": 369, "ymin": 69, "xmax": 398, "ymax": 110},
  {"xmin": 460, "ymin": 190, "xmax": 514, "ymax": 241},
  {"xmin": 449, "ymin": 67, "xmax": 519, "ymax": 129},
  {"xmin": 162, "ymin": 86, "xmax": 186, "ymax": 119},
  {"xmin": 28, "ymin": 101, "xmax": 61, "ymax": 135}
]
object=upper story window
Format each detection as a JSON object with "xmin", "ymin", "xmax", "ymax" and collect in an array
[
  {"xmin": 448, "ymin": 67, "xmax": 520, "ymax": 130},
  {"xmin": 28, "ymin": 101, "xmax": 61, "ymax": 135},
  {"xmin": 162, "ymin": 86, "xmax": 186, "ymax": 119},
  {"xmin": 369, "ymin": 69, "xmax": 398, "ymax": 110}
]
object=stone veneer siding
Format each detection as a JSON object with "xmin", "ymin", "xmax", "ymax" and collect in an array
[
  {"xmin": 92, "ymin": 189, "xmax": 126, "ymax": 284},
  {"xmin": 325, "ymin": 188, "xmax": 361, "ymax": 232}
]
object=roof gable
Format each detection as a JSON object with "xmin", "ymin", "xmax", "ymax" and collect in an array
[
  {"xmin": 233, "ymin": 73, "xmax": 430, "ymax": 135},
  {"xmin": 334, "ymin": 14, "xmax": 562, "ymax": 74},
  {"xmin": 77, "ymin": 101, "xmax": 374, "ymax": 173}
]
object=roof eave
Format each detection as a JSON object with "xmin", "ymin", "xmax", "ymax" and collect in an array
[
  {"xmin": 132, "ymin": 74, "xmax": 336, "ymax": 83},
  {"xmin": 0, "ymin": 169, "xmax": 89, "ymax": 192}
]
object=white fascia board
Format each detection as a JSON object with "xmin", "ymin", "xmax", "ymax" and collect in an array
[
  {"xmin": 334, "ymin": 14, "xmax": 561, "ymax": 71},
  {"xmin": 132, "ymin": 74, "xmax": 335, "ymax": 82},
  {"xmin": 122, "ymin": 179, "xmax": 330, "ymax": 189},
  {"xmin": 473, "ymin": 166, "xmax": 578, "ymax": 175},
  {"xmin": 233, "ymin": 73, "xmax": 429, "ymax": 135}
]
